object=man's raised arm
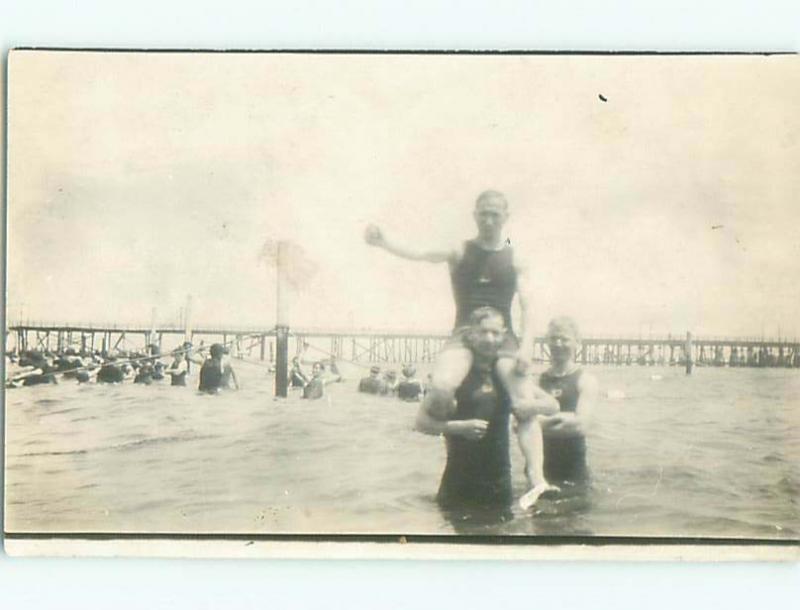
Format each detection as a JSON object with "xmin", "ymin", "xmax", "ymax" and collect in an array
[{"xmin": 365, "ymin": 224, "xmax": 457, "ymax": 263}]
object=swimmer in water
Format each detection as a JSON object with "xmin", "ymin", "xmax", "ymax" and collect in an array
[
  {"xmin": 383, "ymin": 370, "xmax": 399, "ymax": 396},
  {"xmin": 302, "ymin": 360, "xmax": 342, "ymax": 400},
  {"xmin": 397, "ymin": 364, "xmax": 424, "ymax": 402},
  {"xmin": 96, "ymin": 356, "xmax": 125, "ymax": 384},
  {"xmin": 518, "ymin": 316, "xmax": 598, "ymax": 509},
  {"xmin": 133, "ymin": 361, "xmax": 155, "ymax": 385},
  {"xmin": 358, "ymin": 365, "xmax": 387, "ymax": 395},
  {"xmin": 198, "ymin": 343, "xmax": 239, "ymax": 393},
  {"xmin": 290, "ymin": 357, "xmax": 310, "ymax": 388},
  {"xmin": 166, "ymin": 351, "xmax": 190, "ymax": 386}
]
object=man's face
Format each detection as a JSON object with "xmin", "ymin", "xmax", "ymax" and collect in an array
[
  {"xmin": 473, "ymin": 197, "xmax": 509, "ymax": 240},
  {"xmin": 547, "ymin": 324, "xmax": 579, "ymax": 364},
  {"xmin": 469, "ymin": 315, "xmax": 506, "ymax": 359},
  {"xmin": 312, "ymin": 363, "xmax": 323, "ymax": 376}
]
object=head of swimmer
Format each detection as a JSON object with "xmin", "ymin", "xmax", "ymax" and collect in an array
[
  {"xmin": 473, "ymin": 191, "xmax": 509, "ymax": 243},
  {"xmin": 546, "ymin": 316, "xmax": 580, "ymax": 365},
  {"xmin": 209, "ymin": 343, "xmax": 225, "ymax": 360},
  {"xmin": 311, "ymin": 361, "xmax": 325, "ymax": 377},
  {"xmin": 465, "ymin": 306, "xmax": 507, "ymax": 361}
]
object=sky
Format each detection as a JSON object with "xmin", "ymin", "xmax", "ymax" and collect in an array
[{"xmin": 7, "ymin": 51, "xmax": 800, "ymax": 339}]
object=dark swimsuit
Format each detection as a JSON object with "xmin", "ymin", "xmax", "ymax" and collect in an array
[
  {"xmin": 437, "ymin": 363, "xmax": 513, "ymax": 510},
  {"xmin": 539, "ymin": 369, "xmax": 589, "ymax": 483},
  {"xmin": 199, "ymin": 360, "xmax": 224, "ymax": 392},
  {"xmin": 302, "ymin": 378, "xmax": 325, "ymax": 399},
  {"xmin": 447, "ymin": 239, "xmax": 519, "ymax": 352}
]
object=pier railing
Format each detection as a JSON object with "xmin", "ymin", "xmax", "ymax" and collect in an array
[{"xmin": 6, "ymin": 321, "xmax": 800, "ymax": 368}]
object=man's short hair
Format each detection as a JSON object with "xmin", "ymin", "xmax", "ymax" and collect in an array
[
  {"xmin": 475, "ymin": 190, "xmax": 509, "ymax": 211},
  {"xmin": 467, "ymin": 306, "xmax": 506, "ymax": 329},
  {"xmin": 546, "ymin": 316, "xmax": 581, "ymax": 342}
]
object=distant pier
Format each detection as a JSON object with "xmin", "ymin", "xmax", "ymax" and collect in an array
[{"xmin": 7, "ymin": 322, "xmax": 800, "ymax": 369}]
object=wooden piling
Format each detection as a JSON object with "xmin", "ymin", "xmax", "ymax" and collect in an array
[
  {"xmin": 275, "ymin": 241, "xmax": 289, "ymax": 398},
  {"xmin": 685, "ymin": 331, "xmax": 694, "ymax": 375}
]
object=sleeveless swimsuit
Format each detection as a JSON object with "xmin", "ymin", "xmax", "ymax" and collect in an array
[
  {"xmin": 437, "ymin": 363, "xmax": 513, "ymax": 509},
  {"xmin": 539, "ymin": 368, "xmax": 589, "ymax": 483}
]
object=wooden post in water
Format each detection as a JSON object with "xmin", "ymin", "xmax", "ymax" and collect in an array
[
  {"xmin": 685, "ymin": 331, "xmax": 694, "ymax": 375},
  {"xmin": 149, "ymin": 306, "xmax": 158, "ymax": 354},
  {"xmin": 183, "ymin": 295, "xmax": 193, "ymax": 344},
  {"xmin": 275, "ymin": 241, "xmax": 289, "ymax": 398}
]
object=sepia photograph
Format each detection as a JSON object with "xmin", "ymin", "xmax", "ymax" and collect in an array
[{"xmin": 3, "ymin": 50, "xmax": 799, "ymax": 555}]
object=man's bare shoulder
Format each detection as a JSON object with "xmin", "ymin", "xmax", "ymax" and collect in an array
[{"xmin": 445, "ymin": 240, "xmax": 467, "ymax": 264}]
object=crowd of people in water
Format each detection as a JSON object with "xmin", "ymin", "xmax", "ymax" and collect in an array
[
  {"xmin": 4, "ymin": 341, "xmax": 433, "ymax": 404},
  {"xmin": 5, "ymin": 341, "xmax": 240, "ymax": 393}
]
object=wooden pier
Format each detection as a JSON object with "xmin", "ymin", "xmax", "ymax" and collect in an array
[{"xmin": 7, "ymin": 322, "xmax": 800, "ymax": 368}]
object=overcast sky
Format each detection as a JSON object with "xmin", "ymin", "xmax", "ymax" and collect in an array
[{"xmin": 7, "ymin": 52, "xmax": 799, "ymax": 338}]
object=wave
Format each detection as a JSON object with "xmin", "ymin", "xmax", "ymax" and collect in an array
[{"xmin": 12, "ymin": 433, "xmax": 219, "ymax": 458}]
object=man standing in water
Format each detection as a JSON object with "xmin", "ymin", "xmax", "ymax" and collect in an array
[
  {"xmin": 536, "ymin": 317, "xmax": 597, "ymax": 488},
  {"xmin": 415, "ymin": 307, "xmax": 558, "ymax": 516},
  {"xmin": 301, "ymin": 360, "xmax": 342, "ymax": 400},
  {"xmin": 198, "ymin": 343, "xmax": 239, "ymax": 393}
]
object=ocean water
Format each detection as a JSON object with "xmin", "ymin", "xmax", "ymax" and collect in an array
[{"xmin": 4, "ymin": 362, "xmax": 799, "ymax": 539}]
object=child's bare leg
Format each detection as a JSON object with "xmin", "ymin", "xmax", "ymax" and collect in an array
[{"xmin": 423, "ymin": 345, "xmax": 473, "ymax": 419}]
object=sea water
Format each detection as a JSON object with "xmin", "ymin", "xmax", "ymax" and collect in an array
[{"xmin": 5, "ymin": 363, "xmax": 799, "ymax": 538}]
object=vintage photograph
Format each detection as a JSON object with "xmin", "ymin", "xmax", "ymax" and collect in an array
[{"xmin": 4, "ymin": 51, "xmax": 799, "ymax": 551}]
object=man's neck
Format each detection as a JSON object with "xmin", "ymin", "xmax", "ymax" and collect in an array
[{"xmin": 474, "ymin": 234, "xmax": 506, "ymax": 251}]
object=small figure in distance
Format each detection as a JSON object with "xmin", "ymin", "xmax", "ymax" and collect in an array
[
  {"xmin": 20, "ymin": 352, "xmax": 59, "ymax": 386},
  {"xmin": 96, "ymin": 356, "xmax": 125, "ymax": 384},
  {"xmin": 358, "ymin": 365, "xmax": 387, "ymax": 395},
  {"xmin": 198, "ymin": 343, "xmax": 239, "ymax": 393},
  {"xmin": 397, "ymin": 364, "xmax": 424, "ymax": 402},
  {"xmin": 302, "ymin": 360, "xmax": 342, "ymax": 400},
  {"xmin": 133, "ymin": 361, "xmax": 155, "ymax": 385},
  {"xmin": 166, "ymin": 342, "xmax": 204, "ymax": 387},
  {"xmin": 290, "ymin": 357, "xmax": 310, "ymax": 388},
  {"xmin": 383, "ymin": 370, "xmax": 399, "ymax": 396},
  {"xmin": 166, "ymin": 350, "xmax": 189, "ymax": 386}
]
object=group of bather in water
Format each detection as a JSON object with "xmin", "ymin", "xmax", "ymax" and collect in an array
[
  {"xmin": 6, "ymin": 341, "xmax": 239, "ymax": 393},
  {"xmin": 289, "ymin": 356, "xmax": 428, "ymax": 402},
  {"xmin": 7, "ymin": 189, "xmax": 595, "ymax": 514}
]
